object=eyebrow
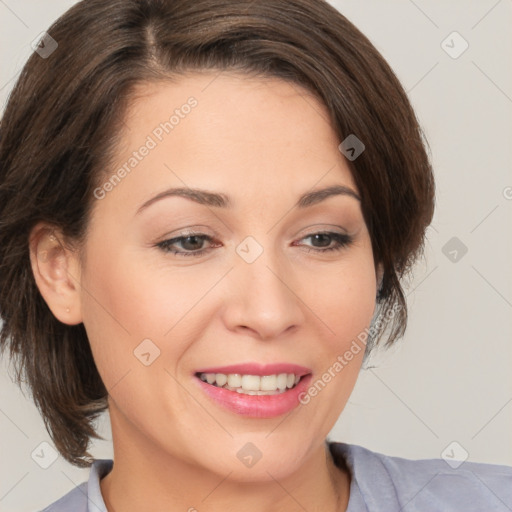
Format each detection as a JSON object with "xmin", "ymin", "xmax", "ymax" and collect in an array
[{"xmin": 136, "ymin": 184, "xmax": 361, "ymax": 214}]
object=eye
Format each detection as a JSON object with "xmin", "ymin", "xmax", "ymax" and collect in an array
[
  {"xmin": 296, "ymin": 232, "xmax": 353, "ymax": 253},
  {"xmin": 156, "ymin": 233, "xmax": 218, "ymax": 257},
  {"xmin": 155, "ymin": 231, "xmax": 354, "ymax": 258}
]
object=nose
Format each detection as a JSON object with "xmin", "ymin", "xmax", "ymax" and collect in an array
[{"xmin": 221, "ymin": 246, "xmax": 306, "ymax": 340}]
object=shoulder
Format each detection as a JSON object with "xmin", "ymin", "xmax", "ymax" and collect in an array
[
  {"xmin": 38, "ymin": 459, "xmax": 113, "ymax": 512},
  {"xmin": 330, "ymin": 442, "xmax": 512, "ymax": 512},
  {"xmin": 39, "ymin": 482, "xmax": 88, "ymax": 512}
]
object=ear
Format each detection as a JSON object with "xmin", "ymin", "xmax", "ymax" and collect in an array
[{"xmin": 28, "ymin": 223, "xmax": 83, "ymax": 325}]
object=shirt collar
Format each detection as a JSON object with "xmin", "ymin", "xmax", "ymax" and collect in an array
[{"xmin": 87, "ymin": 459, "xmax": 113, "ymax": 512}]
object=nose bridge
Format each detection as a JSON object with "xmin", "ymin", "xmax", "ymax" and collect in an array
[{"xmin": 224, "ymin": 236, "xmax": 304, "ymax": 338}]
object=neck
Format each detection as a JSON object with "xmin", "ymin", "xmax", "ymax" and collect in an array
[{"xmin": 100, "ymin": 411, "xmax": 350, "ymax": 512}]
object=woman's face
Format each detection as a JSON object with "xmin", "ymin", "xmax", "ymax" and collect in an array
[{"xmin": 78, "ymin": 72, "xmax": 378, "ymax": 480}]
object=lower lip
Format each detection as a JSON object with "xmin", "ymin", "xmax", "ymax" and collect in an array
[{"xmin": 195, "ymin": 374, "xmax": 313, "ymax": 418}]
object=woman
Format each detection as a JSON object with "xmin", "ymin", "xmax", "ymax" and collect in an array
[{"xmin": 0, "ymin": 0, "xmax": 510, "ymax": 511}]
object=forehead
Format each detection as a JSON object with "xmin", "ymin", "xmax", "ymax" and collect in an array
[{"xmin": 99, "ymin": 71, "xmax": 358, "ymax": 210}]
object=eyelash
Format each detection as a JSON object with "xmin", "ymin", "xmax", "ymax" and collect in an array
[{"xmin": 156, "ymin": 231, "xmax": 354, "ymax": 257}]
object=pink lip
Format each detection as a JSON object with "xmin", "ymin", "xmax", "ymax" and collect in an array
[
  {"xmin": 194, "ymin": 362, "xmax": 311, "ymax": 377},
  {"xmin": 195, "ymin": 374, "xmax": 313, "ymax": 418}
]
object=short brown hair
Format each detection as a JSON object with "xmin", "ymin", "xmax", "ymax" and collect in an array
[{"xmin": 0, "ymin": 0, "xmax": 435, "ymax": 467}]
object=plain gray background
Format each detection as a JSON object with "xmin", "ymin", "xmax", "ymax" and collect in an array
[{"xmin": 1, "ymin": 1, "xmax": 511, "ymax": 511}]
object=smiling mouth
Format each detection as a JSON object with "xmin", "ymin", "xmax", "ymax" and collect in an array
[{"xmin": 195, "ymin": 372, "xmax": 307, "ymax": 395}]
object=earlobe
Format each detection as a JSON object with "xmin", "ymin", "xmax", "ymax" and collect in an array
[{"xmin": 28, "ymin": 223, "xmax": 83, "ymax": 325}]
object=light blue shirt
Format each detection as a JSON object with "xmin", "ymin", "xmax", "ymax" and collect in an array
[{"xmin": 41, "ymin": 442, "xmax": 512, "ymax": 511}]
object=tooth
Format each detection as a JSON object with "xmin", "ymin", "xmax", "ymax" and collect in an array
[
  {"xmin": 276, "ymin": 373, "xmax": 287, "ymax": 390},
  {"xmin": 228, "ymin": 386, "xmax": 288, "ymax": 395},
  {"xmin": 241, "ymin": 375, "xmax": 261, "ymax": 391},
  {"xmin": 227, "ymin": 374, "xmax": 242, "ymax": 388},
  {"xmin": 260, "ymin": 375, "xmax": 277, "ymax": 390},
  {"xmin": 215, "ymin": 373, "xmax": 227, "ymax": 386},
  {"xmin": 200, "ymin": 372, "xmax": 302, "ymax": 391}
]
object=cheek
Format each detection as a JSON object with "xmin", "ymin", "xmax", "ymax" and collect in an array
[
  {"xmin": 79, "ymin": 244, "xmax": 161, "ymax": 387},
  {"xmin": 79, "ymin": 243, "xmax": 210, "ymax": 386},
  {"xmin": 335, "ymin": 272, "xmax": 376, "ymax": 341},
  {"xmin": 306, "ymin": 252, "xmax": 377, "ymax": 350},
  {"xmin": 81, "ymin": 243, "xmax": 179, "ymax": 336},
  {"xmin": 302, "ymin": 257, "xmax": 376, "ymax": 407}
]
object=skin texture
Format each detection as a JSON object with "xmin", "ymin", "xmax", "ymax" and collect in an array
[{"xmin": 30, "ymin": 72, "xmax": 382, "ymax": 511}]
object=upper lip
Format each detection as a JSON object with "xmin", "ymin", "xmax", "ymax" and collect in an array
[{"xmin": 194, "ymin": 363, "xmax": 312, "ymax": 377}]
